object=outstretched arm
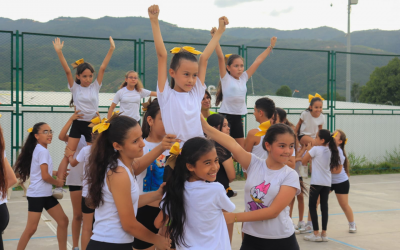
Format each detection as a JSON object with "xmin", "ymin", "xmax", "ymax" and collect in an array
[
  {"xmin": 148, "ymin": 5, "xmax": 168, "ymax": 92},
  {"xmin": 58, "ymin": 110, "xmax": 83, "ymax": 142},
  {"xmin": 53, "ymin": 38, "xmax": 74, "ymax": 88},
  {"xmin": 97, "ymin": 36, "xmax": 115, "ymax": 85},
  {"xmin": 198, "ymin": 17, "xmax": 229, "ymax": 85},
  {"xmin": 210, "ymin": 27, "xmax": 227, "ymax": 78},
  {"xmin": 246, "ymin": 37, "xmax": 277, "ymax": 78}
]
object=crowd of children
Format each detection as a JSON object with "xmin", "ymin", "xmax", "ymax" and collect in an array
[{"xmin": 0, "ymin": 4, "xmax": 358, "ymax": 250}]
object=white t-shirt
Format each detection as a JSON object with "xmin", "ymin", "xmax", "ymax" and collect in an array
[
  {"xmin": 299, "ymin": 111, "xmax": 325, "ymax": 138},
  {"xmin": 66, "ymin": 136, "xmax": 86, "ymax": 186},
  {"xmin": 161, "ymin": 181, "xmax": 235, "ymax": 250},
  {"xmin": 136, "ymin": 139, "xmax": 168, "ymax": 195},
  {"xmin": 68, "ymin": 80, "xmax": 102, "ymax": 121},
  {"xmin": 0, "ymin": 151, "xmax": 7, "ymax": 205},
  {"xmin": 219, "ymin": 71, "xmax": 248, "ymax": 115},
  {"xmin": 308, "ymin": 146, "xmax": 332, "ymax": 186},
  {"xmin": 27, "ymin": 144, "xmax": 54, "ymax": 197},
  {"xmin": 76, "ymin": 145, "xmax": 91, "ymax": 197},
  {"xmin": 157, "ymin": 78, "xmax": 205, "ymax": 146},
  {"xmin": 332, "ymin": 147, "xmax": 349, "ymax": 184},
  {"xmin": 243, "ymin": 155, "xmax": 300, "ymax": 239},
  {"xmin": 112, "ymin": 87, "xmax": 152, "ymax": 121},
  {"xmin": 92, "ymin": 159, "xmax": 139, "ymax": 244},
  {"xmin": 252, "ymin": 135, "xmax": 268, "ymax": 159}
]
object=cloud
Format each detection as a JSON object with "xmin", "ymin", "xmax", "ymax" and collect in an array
[
  {"xmin": 270, "ymin": 7, "xmax": 294, "ymax": 17},
  {"xmin": 214, "ymin": 0, "xmax": 263, "ymax": 8}
]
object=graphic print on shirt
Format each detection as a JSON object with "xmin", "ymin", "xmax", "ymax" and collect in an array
[
  {"xmin": 248, "ymin": 181, "xmax": 270, "ymax": 211},
  {"xmin": 143, "ymin": 154, "xmax": 167, "ymax": 192}
]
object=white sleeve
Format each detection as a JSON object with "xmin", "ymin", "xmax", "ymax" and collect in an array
[
  {"xmin": 281, "ymin": 170, "xmax": 301, "ymax": 195},
  {"xmin": 300, "ymin": 111, "xmax": 307, "ymax": 121},
  {"xmin": 68, "ymin": 81, "xmax": 78, "ymax": 92},
  {"xmin": 192, "ymin": 77, "xmax": 206, "ymax": 102},
  {"xmin": 308, "ymin": 147, "xmax": 317, "ymax": 158},
  {"xmin": 243, "ymin": 153, "xmax": 263, "ymax": 174},
  {"xmin": 140, "ymin": 89, "xmax": 152, "ymax": 98},
  {"xmin": 76, "ymin": 147, "xmax": 86, "ymax": 163},
  {"xmin": 339, "ymin": 148, "xmax": 345, "ymax": 165},
  {"xmin": 319, "ymin": 113, "xmax": 325, "ymax": 125},
  {"xmin": 112, "ymin": 90, "xmax": 122, "ymax": 105},
  {"xmin": 92, "ymin": 79, "xmax": 102, "ymax": 91},
  {"xmin": 37, "ymin": 150, "xmax": 51, "ymax": 166},
  {"xmin": 3, "ymin": 151, "xmax": 6, "ymax": 159},
  {"xmin": 241, "ymin": 71, "xmax": 249, "ymax": 82},
  {"xmin": 215, "ymin": 184, "xmax": 235, "ymax": 212},
  {"xmin": 157, "ymin": 79, "xmax": 171, "ymax": 105}
]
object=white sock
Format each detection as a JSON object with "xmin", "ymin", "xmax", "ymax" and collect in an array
[{"xmin": 349, "ymin": 222, "xmax": 356, "ymax": 227}]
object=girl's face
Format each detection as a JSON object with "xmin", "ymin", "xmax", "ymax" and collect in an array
[
  {"xmin": 187, "ymin": 148, "xmax": 220, "ymax": 182},
  {"xmin": 226, "ymin": 58, "xmax": 244, "ymax": 79},
  {"xmin": 126, "ymin": 72, "xmax": 139, "ymax": 88},
  {"xmin": 114, "ymin": 124, "xmax": 146, "ymax": 159},
  {"xmin": 201, "ymin": 93, "xmax": 211, "ymax": 111},
  {"xmin": 76, "ymin": 68, "xmax": 94, "ymax": 87},
  {"xmin": 221, "ymin": 118, "xmax": 230, "ymax": 135},
  {"xmin": 265, "ymin": 133, "xmax": 295, "ymax": 165},
  {"xmin": 34, "ymin": 124, "xmax": 53, "ymax": 146},
  {"xmin": 314, "ymin": 132, "xmax": 325, "ymax": 146},
  {"xmin": 148, "ymin": 112, "xmax": 166, "ymax": 138},
  {"xmin": 333, "ymin": 131, "xmax": 342, "ymax": 146},
  {"xmin": 169, "ymin": 59, "xmax": 198, "ymax": 92},
  {"xmin": 310, "ymin": 100, "xmax": 323, "ymax": 117}
]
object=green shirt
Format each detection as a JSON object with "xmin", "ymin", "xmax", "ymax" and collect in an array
[{"xmin": 204, "ymin": 111, "xmax": 218, "ymax": 121}]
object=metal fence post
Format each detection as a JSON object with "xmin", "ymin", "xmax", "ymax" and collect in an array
[{"xmin": 14, "ymin": 30, "xmax": 20, "ymax": 162}]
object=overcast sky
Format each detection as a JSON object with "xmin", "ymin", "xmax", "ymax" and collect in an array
[{"xmin": 1, "ymin": 0, "xmax": 399, "ymax": 32}]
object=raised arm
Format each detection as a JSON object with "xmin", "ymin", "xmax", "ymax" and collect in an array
[
  {"xmin": 246, "ymin": 37, "xmax": 277, "ymax": 78},
  {"xmin": 53, "ymin": 38, "xmax": 74, "ymax": 88},
  {"xmin": 97, "ymin": 36, "xmax": 115, "ymax": 85},
  {"xmin": 148, "ymin": 5, "xmax": 168, "ymax": 92},
  {"xmin": 198, "ymin": 17, "xmax": 229, "ymax": 84},
  {"xmin": 201, "ymin": 115, "xmax": 252, "ymax": 169},
  {"xmin": 210, "ymin": 27, "xmax": 227, "ymax": 78},
  {"xmin": 59, "ymin": 110, "xmax": 83, "ymax": 142}
]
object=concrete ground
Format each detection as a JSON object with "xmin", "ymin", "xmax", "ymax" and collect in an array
[{"xmin": 3, "ymin": 174, "xmax": 400, "ymax": 250}]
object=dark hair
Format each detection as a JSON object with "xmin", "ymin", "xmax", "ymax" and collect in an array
[
  {"xmin": 307, "ymin": 97, "xmax": 323, "ymax": 112},
  {"xmin": 204, "ymin": 90, "xmax": 211, "ymax": 100},
  {"xmin": 14, "ymin": 122, "xmax": 46, "ymax": 182},
  {"xmin": 336, "ymin": 129, "xmax": 349, "ymax": 175},
  {"xmin": 170, "ymin": 50, "xmax": 198, "ymax": 89},
  {"xmin": 318, "ymin": 129, "xmax": 340, "ymax": 171},
  {"xmin": 86, "ymin": 116, "xmax": 138, "ymax": 208},
  {"xmin": 70, "ymin": 62, "xmax": 95, "ymax": 107},
  {"xmin": 207, "ymin": 114, "xmax": 225, "ymax": 131},
  {"xmin": 276, "ymin": 107, "xmax": 294, "ymax": 127},
  {"xmin": 215, "ymin": 54, "xmax": 244, "ymax": 106},
  {"xmin": 161, "ymin": 137, "xmax": 215, "ymax": 247},
  {"xmin": 142, "ymin": 98, "xmax": 161, "ymax": 139},
  {"xmin": 255, "ymin": 97, "xmax": 275, "ymax": 119},
  {"xmin": 0, "ymin": 126, "xmax": 7, "ymax": 199}
]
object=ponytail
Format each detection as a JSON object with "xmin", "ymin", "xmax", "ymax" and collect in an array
[
  {"xmin": 141, "ymin": 98, "xmax": 161, "ymax": 139},
  {"xmin": 0, "ymin": 126, "xmax": 7, "ymax": 199},
  {"xmin": 318, "ymin": 129, "xmax": 340, "ymax": 171},
  {"xmin": 337, "ymin": 129, "xmax": 349, "ymax": 175},
  {"xmin": 14, "ymin": 122, "xmax": 46, "ymax": 182}
]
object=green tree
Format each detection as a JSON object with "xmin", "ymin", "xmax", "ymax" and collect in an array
[
  {"xmin": 276, "ymin": 85, "xmax": 292, "ymax": 97},
  {"xmin": 359, "ymin": 58, "xmax": 400, "ymax": 105},
  {"xmin": 351, "ymin": 82, "xmax": 362, "ymax": 103}
]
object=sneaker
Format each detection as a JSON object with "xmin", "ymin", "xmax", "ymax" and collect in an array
[
  {"xmin": 304, "ymin": 234, "xmax": 322, "ymax": 242},
  {"xmin": 293, "ymin": 222, "xmax": 298, "ymax": 230},
  {"xmin": 349, "ymin": 223, "xmax": 357, "ymax": 233},
  {"xmin": 321, "ymin": 235, "xmax": 329, "ymax": 242},
  {"xmin": 300, "ymin": 224, "xmax": 313, "ymax": 234},
  {"xmin": 294, "ymin": 228, "xmax": 300, "ymax": 235},
  {"xmin": 52, "ymin": 187, "xmax": 65, "ymax": 200},
  {"xmin": 297, "ymin": 221, "xmax": 306, "ymax": 231},
  {"xmin": 232, "ymin": 191, "xmax": 238, "ymax": 197}
]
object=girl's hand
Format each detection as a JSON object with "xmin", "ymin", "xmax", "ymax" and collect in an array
[
  {"xmin": 148, "ymin": 5, "xmax": 160, "ymax": 20},
  {"xmin": 56, "ymin": 178, "xmax": 65, "ymax": 187},
  {"xmin": 154, "ymin": 235, "xmax": 171, "ymax": 250},
  {"xmin": 157, "ymin": 182, "xmax": 166, "ymax": 199},
  {"xmin": 70, "ymin": 110, "xmax": 83, "ymax": 121},
  {"xmin": 161, "ymin": 134, "xmax": 180, "ymax": 151},
  {"xmin": 306, "ymin": 142, "xmax": 312, "ymax": 151},
  {"xmin": 64, "ymin": 146, "xmax": 74, "ymax": 158},
  {"xmin": 109, "ymin": 36, "xmax": 115, "ymax": 50},
  {"xmin": 218, "ymin": 16, "xmax": 229, "ymax": 33},
  {"xmin": 210, "ymin": 27, "xmax": 217, "ymax": 37},
  {"xmin": 270, "ymin": 36, "xmax": 277, "ymax": 48},
  {"xmin": 52, "ymin": 37, "xmax": 64, "ymax": 52},
  {"xmin": 223, "ymin": 212, "xmax": 235, "ymax": 224}
]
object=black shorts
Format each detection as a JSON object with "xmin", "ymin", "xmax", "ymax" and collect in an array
[
  {"xmin": 81, "ymin": 197, "xmax": 95, "ymax": 214},
  {"xmin": 27, "ymin": 196, "xmax": 59, "ymax": 212},
  {"xmin": 299, "ymin": 176, "xmax": 303, "ymax": 182},
  {"xmin": 87, "ymin": 240, "xmax": 132, "ymax": 250},
  {"xmin": 220, "ymin": 113, "xmax": 244, "ymax": 139},
  {"xmin": 69, "ymin": 120, "xmax": 92, "ymax": 143},
  {"xmin": 132, "ymin": 205, "xmax": 161, "ymax": 249},
  {"xmin": 241, "ymin": 233, "xmax": 299, "ymax": 250},
  {"xmin": 69, "ymin": 185, "xmax": 82, "ymax": 192},
  {"xmin": 298, "ymin": 134, "xmax": 304, "ymax": 142},
  {"xmin": 331, "ymin": 180, "xmax": 350, "ymax": 194}
]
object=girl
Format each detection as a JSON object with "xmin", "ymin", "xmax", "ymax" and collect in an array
[
  {"xmin": 301, "ymin": 129, "xmax": 340, "ymax": 242},
  {"xmin": 14, "ymin": 123, "xmax": 69, "ymax": 250},
  {"xmin": 52, "ymin": 36, "xmax": 115, "ymax": 199},
  {"xmin": 332, "ymin": 129, "xmax": 356, "ymax": 233},
  {"xmin": 201, "ymin": 90, "xmax": 217, "ymax": 120},
  {"xmin": 0, "ymin": 125, "xmax": 17, "ymax": 250},
  {"xmin": 86, "ymin": 115, "xmax": 176, "ymax": 250},
  {"xmin": 213, "ymin": 27, "xmax": 277, "ymax": 148},
  {"xmin": 155, "ymin": 137, "xmax": 236, "ymax": 250},
  {"xmin": 59, "ymin": 111, "xmax": 86, "ymax": 250},
  {"xmin": 108, "ymin": 70, "xmax": 157, "ymax": 121},
  {"xmin": 294, "ymin": 95, "xmax": 324, "ymax": 147},
  {"xmin": 132, "ymin": 98, "xmax": 169, "ymax": 250},
  {"xmin": 149, "ymin": 4, "xmax": 228, "ymax": 146},
  {"xmin": 201, "ymin": 117, "xmax": 301, "ymax": 250}
]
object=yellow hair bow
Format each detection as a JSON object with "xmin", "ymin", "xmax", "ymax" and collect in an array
[
  {"xmin": 165, "ymin": 142, "xmax": 181, "ymax": 170},
  {"xmin": 332, "ymin": 131, "xmax": 338, "ymax": 138},
  {"xmin": 112, "ymin": 111, "xmax": 120, "ymax": 115},
  {"xmin": 92, "ymin": 118, "xmax": 110, "ymax": 134},
  {"xmin": 71, "ymin": 58, "xmax": 84, "ymax": 69},
  {"xmin": 0, "ymin": 114, "xmax": 2, "ymax": 118},
  {"xmin": 308, "ymin": 93, "xmax": 325, "ymax": 103},
  {"xmin": 255, "ymin": 121, "xmax": 271, "ymax": 137},
  {"xmin": 170, "ymin": 46, "xmax": 202, "ymax": 55},
  {"xmin": 345, "ymin": 138, "xmax": 348, "ymax": 145},
  {"xmin": 142, "ymin": 98, "xmax": 152, "ymax": 112},
  {"xmin": 225, "ymin": 54, "xmax": 232, "ymax": 58},
  {"xmin": 27, "ymin": 127, "xmax": 33, "ymax": 133}
]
